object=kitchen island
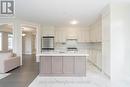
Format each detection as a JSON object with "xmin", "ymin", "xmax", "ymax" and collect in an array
[{"xmin": 38, "ymin": 52, "xmax": 89, "ymax": 76}]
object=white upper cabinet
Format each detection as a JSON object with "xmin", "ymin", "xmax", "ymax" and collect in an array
[
  {"xmin": 77, "ymin": 30, "xmax": 89, "ymax": 42},
  {"xmin": 88, "ymin": 48, "xmax": 102, "ymax": 70},
  {"xmin": 55, "ymin": 29, "xmax": 66, "ymax": 43},
  {"xmin": 66, "ymin": 28, "xmax": 78, "ymax": 39},
  {"xmin": 41, "ymin": 26, "xmax": 90, "ymax": 43},
  {"xmin": 55, "ymin": 27, "xmax": 89, "ymax": 43},
  {"xmin": 89, "ymin": 17, "xmax": 102, "ymax": 42},
  {"xmin": 42, "ymin": 26, "xmax": 55, "ymax": 36},
  {"xmin": 89, "ymin": 28, "xmax": 95, "ymax": 42}
]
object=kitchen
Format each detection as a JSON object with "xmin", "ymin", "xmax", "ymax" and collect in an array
[
  {"xmin": 37, "ymin": 17, "xmax": 104, "ymax": 77},
  {"xmin": 1, "ymin": 0, "xmax": 130, "ymax": 87}
]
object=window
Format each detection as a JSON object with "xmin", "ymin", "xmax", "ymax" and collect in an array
[
  {"xmin": 8, "ymin": 33, "xmax": 13, "ymax": 50},
  {"xmin": 0, "ymin": 33, "xmax": 2, "ymax": 51}
]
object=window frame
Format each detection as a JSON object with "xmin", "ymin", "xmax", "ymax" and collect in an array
[{"xmin": 8, "ymin": 33, "xmax": 13, "ymax": 50}]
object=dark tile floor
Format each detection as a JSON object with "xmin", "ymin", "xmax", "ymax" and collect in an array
[{"xmin": 0, "ymin": 54, "xmax": 39, "ymax": 87}]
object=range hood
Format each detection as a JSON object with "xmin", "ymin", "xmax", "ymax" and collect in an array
[{"xmin": 66, "ymin": 39, "xmax": 78, "ymax": 51}]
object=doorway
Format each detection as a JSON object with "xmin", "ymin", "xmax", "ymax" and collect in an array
[{"xmin": 21, "ymin": 25, "xmax": 37, "ymax": 55}]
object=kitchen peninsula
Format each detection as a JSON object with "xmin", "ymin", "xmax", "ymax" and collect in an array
[{"xmin": 38, "ymin": 52, "xmax": 89, "ymax": 76}]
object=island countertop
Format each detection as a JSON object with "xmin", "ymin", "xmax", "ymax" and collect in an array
[
  {"xmin": 39, "ymin": 51, "xmax": 89, "ymax": 76},
  {"xmin": 37, "ymin": 52, "xmax": 89, "ymax": 57}
]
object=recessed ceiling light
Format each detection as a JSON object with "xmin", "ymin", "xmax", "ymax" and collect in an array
[
  {"xmin": 70, "ymin": 20, "xmax": 78, "ymax": 25},
  {"xmin": 22, "ymin": 33, "xmax": 26, "ymax": 36}
]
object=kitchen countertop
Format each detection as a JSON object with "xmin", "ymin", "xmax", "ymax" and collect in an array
[{"xmin": 37, "ymin": 51, "xmax": 89, "ymax": 56}]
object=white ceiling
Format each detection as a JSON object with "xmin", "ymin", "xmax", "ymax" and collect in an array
[{"xmin": 16, "ymin": 0, "xmax": 110, "ymax": 27}]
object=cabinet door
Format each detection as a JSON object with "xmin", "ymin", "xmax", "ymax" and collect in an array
[
  {"xmin": 95, "ymin": 28, "xmax": 98, "ymax": 42},
  {"xmin": 40, "ymin": 56, "xmax": 52, "ymax": 74},
  {"xmin": 93, "ymin": 49, "xmax": 97, "ymax": 64},
  {"xmin": 89, "ymin": 29, "xmax": 95, "ymax": 42},
  {"xmin": 97, "ymin": 50, "xmax": 102, "ymax": 69},
  {"xmin": 78, "ymin": 30, "xmax": 89, "ymax": 42},
  {"xmin": 55, "ymin": 30, "xmax": 66, "ymax": 43},
  {"xmin": 52, "ymin": 56, "xmax": 63, "ymax": 74},
  {"xmin": 42, "ymin": 27, "xmax": 55, "ymax": 36},
  {"xmin": 98, "ymin": 27, "xmax": 102, "ymax": 42},
  {"xmin": 77, "ymin": 30, "xmax": 83, "ymax": 42},
  {"xmin": 88, "ymin": 49, "xmax": 93, "ymax": 62},
  {"xmin": 93, "ymin": 29, "xmax": 97, "ymax": 42},
  {"xmin": 89, "ymin": 29, "xmax": 92, "ymax": 42},
  {"xmin": 75, "ymin": 57, "xmax": 86, "ymax": 75},
  {"xmin": 63, "ymin": 57, "xmax": 74, "ymax": 74},
  {"xmin": 91, "ymin": 49, "xmax": 94, "ymax": 63},
  {"xmin": 85, "ymin": 31, "xmax": 90, "ymax": 42}
]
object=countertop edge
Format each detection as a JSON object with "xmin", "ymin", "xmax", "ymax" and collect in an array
[{"xmin": 36, "ymin": 53, "xmax": 89, "ymax": 56}]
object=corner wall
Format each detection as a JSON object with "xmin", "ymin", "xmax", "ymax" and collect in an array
[
  {"xmin": 102, "ymin": 5, "xmax": 111, "ymax": 77},
  {"xmin": 111, "ymin": 3, "xmax": 130, "ymax": 86}
]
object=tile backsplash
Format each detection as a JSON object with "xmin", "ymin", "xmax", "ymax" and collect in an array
[{"xmin": 55, "ymin": 42, "xmax": 102, "ymax": 51}]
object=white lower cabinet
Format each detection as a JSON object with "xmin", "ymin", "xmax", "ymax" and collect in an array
[
  {"xmin": 52, "ymin": 56, "xmax": 63, "ymax": 74},
  {"xmin": 88, "ymin": 48, "xmax": 102, "ymax": 70},
  {"xmin": 97, "ymin": 50, "xmax": 102, "ymax": 69}
]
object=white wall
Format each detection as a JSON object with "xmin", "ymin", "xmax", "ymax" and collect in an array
[
  {"xmin": 13, "ymin": 21, "xmax": 22, "ymax": 65},
  {"xmin": 111, "ymin": 3, "xmax": 130, "ymax": 86},
  {"xmin": 102, "ymin": 5, "xmax": 111, "ymax": 76},
  {"xmin": 36, "ymin": 25, "xmax": 42, "ymax": 62}
]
